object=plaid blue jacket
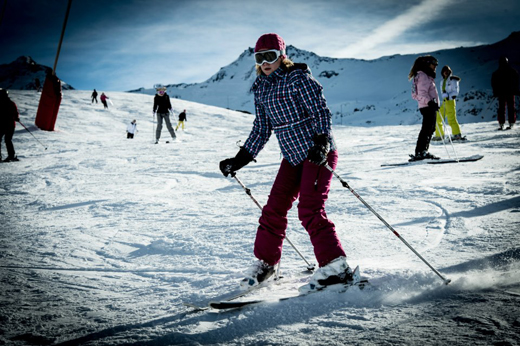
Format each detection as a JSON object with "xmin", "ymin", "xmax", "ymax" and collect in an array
[{"xmin": 243, "ymin": 64, "xmax": 337, "ymax": 166}]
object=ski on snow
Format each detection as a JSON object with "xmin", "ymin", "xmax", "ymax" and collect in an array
[
  {"xmin": 381, "ymin": 154, "xmax": 483, "ymax": 167},
  {"xmin": 183, "ymin": 282, "xmax": 270, "ymax": 311},
  {"xmin": 208, "ymin": 266, "xmax": 369, "ymax": 310}
]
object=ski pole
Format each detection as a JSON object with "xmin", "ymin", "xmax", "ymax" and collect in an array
[
  {"xmin": 152, "ymin": 112, "xmax": 155, "ymax": 143},
  {"xmin": 438, "ymin": 102, "xmax": 459, "ymax": 161},
  {"xmin": 18, "ymin": 121, "xmax": 48, "ymax": 150},
  {"xmin": 435, "ymin": 121, "xmax": 451, "ymax": 159},
  {"xmin": 324, "ymin": 164, "xmax": 451, "ymax": 285},
  {"xmin": 232, "ymin": 174, "xmax": 316, "ymax": 272}
]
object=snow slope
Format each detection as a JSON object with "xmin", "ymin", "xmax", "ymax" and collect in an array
[{"xmin": 1, "ymin": 90, "xmax": 519, "ymax": 346}]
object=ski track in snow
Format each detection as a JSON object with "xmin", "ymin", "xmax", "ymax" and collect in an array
[{"xmin": 1, "ymin": 90, "xmax": 519, "ymax": 346}]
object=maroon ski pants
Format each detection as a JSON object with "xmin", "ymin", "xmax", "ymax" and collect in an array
[{"xmin": 253, "ymin": 150, "xmax": 346, "ymax": 267}]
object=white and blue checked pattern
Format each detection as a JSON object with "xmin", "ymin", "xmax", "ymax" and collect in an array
[{"xmin": 243, "ymin": 66, "xmax": 336, "ymax": 166}]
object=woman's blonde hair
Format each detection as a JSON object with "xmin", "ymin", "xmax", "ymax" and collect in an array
[{"xmin": 255, "ymin": 57, "xmax": 295, "ymax": 76}]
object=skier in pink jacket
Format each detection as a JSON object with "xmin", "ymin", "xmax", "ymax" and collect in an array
[{"xmin": 409, "ymin": 55, "xmax": 440, "ymax": 161}]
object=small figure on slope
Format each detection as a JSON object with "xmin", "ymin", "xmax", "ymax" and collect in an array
[
  {"xmin": 0, "ymin": 89, "xmax": 20, "ymax": 162},
  {"xmin": 127, "ymin": 119, "xmax": 137, "ymax": 139},
  {"xmin": 491, "ymin": 56, "xmax": 519, "ymax": 130},
  {"xmin": 100, "ymin": 92, "xmax": 109, "ymax": 109},
  {"xmin": 91, "ymin": 89, "xmax": 98, "ymax": 104},
  {"xmin": 153, "ymin": 86, "xmax": 176, "ymax": 143},
  {"xmin": 175, "ymin": 109, "xmax": 187, "ymax": 131}
]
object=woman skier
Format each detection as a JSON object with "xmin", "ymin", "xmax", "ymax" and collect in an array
[
  {"xmin": 219, "ymin": 33, "xmax": 354, "ymax": 293},
  {"xmin": 433, "ymin": 65, "xmax": 464, "ymax": 141},
  {"xmin": 409, "ymin": 55, "xmax": 440, "ymax": 161}
]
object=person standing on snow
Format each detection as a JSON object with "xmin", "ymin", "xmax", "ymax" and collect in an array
[
  {"xmin": 0, "ymin": 89, "xmax": 20, "ymax": 162},
  {"xmin": 175, "ymin": 109, "xmax": 187, "ymax": 131},
  {"xmin": 433, "ymin": 65, "xmax": 464, "ymax": 141},
  {"xmin": 153, "ymin": 87, "xmax": 176, "ymax": 143},
  {"xmin": 127, "ymin": 119, "xmax": 137, "ymax": 139},
  {"xmin": 409, "ymin": 55, "xmax": 440, "ymax": 161},
  {"xmin": 91, "ymin": 89, "xmax": 98, "ymax": 104},
  {"xmin": 100, "ymin": 92, "xmax": 109, "ymax": 109},
  {"xmin": 219, "ymin": 33, "xmax": 353, "ymax": 293},
  {"xmin": 491, "ymin": 56, "xmax": 519, "ymax": 130}
]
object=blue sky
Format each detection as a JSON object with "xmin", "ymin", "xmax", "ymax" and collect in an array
[{"xmin": 1, "ymin": 0, "xmax": 519, "ymax": 91}]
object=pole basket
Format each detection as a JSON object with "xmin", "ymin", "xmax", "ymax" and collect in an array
[{"xmin": 35, "ymin": 74, "xmax": 62, "ymax": 131}]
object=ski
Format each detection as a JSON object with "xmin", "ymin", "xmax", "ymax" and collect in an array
[
  {"xmin": 427, "ymin": 154, "xmax": 483, "ymax": 164},
  {"xmin": 382, "ymin": 154, "xmax": 483, "ymax": 167},
  {"xmin": 209, "ymin": 266, "xmax": 369, "ymax": 310},
  {"xmin": 183, "ymin": 282, "xmax": 270, "ymax": 311},
  {"xmin": 184, "ymin": 267, "xmax": 316, "ymax": 311}
]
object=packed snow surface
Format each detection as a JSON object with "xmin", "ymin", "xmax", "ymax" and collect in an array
[{"xmin": 1, "ymin": 90, "xmax": 519, "ymax": 346}]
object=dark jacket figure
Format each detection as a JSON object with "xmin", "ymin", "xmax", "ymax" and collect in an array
[
  {"xmin": 0, "ymin": 89, "xmax": 20, "ymax": 162},
  {"xmin": 176, "ymin": 109, "xmax": 187, "ymax": 131},
  {"xmin": 153, "ymin": 88, "xmax": 176, "ymax": 142},
  {"xmin": 491, "ymin": 57, "xmax": 519, "ymax": 129},
  {"xmin": 35, "ymin": 78, "xmax": 42, "ymax": 92},
  {"xmin": 92, "ymin": 89, "xmax": 98, "ymax": 103}
]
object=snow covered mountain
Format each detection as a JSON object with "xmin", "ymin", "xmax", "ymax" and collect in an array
[
  {"xmin": 0, "ymin": 56, "xmax": 74, "ymax": 91},
  {"xmin": 132, "ymin": 32, "xmax": 520, "ymax": 126}
]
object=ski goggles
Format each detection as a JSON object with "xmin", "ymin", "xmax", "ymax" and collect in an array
[
  {"xmin": 157, "ymin": 89, "xmax": 166, "ymax": 95},
  {"xmin": 254, "ymin": 49, "xmax": 284, "ymax": 65}
]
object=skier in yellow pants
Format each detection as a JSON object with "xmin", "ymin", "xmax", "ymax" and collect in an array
[
  {"xmin": 176, "ymin": 109, "xmax": 187, "ymax": 131},
  {"xmin": 433, "ymin": 66, "xmax": 465, "ymax": 141}
]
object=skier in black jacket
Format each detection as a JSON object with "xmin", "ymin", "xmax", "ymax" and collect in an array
[
  {"xmin": 153, "ymin": 87, "xmax": 176, "ymax": 143},
  {"xmin": 175, "ymin": 109, "xmax": 187, "ymax": 131},
  {"xmin": 0, "ymin": 89, "xmax": 20, "ymax": 162},
  {"xmin": 491, "ymin": 56, "xmax": 519, "ymax": 130}
]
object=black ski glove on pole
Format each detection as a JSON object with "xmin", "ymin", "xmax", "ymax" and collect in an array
[
  {"xmin": 428, "ymin": 100, "xmax": 439, "ymax": 111},
  {"xmin": 219, "ymin": 147, "xmax": 254, "ymax": 177},
  {"xmin": 307, "ymin": 134, "xmax": 330, "ymax": 166}
]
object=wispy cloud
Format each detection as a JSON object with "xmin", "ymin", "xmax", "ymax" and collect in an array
[{"xmin": 336, "ymin": 0, "xmax": 454, "ymax": 58}]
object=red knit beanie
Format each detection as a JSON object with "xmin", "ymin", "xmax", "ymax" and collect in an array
[{"xmin": 255, "ymin": 33, "xmax": 286, "ymax": 53}]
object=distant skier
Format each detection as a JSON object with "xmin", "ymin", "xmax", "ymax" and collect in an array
[
  {"xmin": 0, "ymin": 89, "xmax": 20, "ymax": 162},
  {"xmin": 409, "ymin": 55, "xmax": 440, "ymax": 161},
  {"xmin": 91, "ymin": 89, "xmax": 98, "ymax": 104},
  {"xmin": 100, "ymin": 92, "xmax": 109, "ymax": 109},
  {"xmin": 35, "ymin": 78, "xmax": 42, "ymax": 92},
  {"xmin": 175, "ymin": 109, "xmax": 187, "ymax": 131},
  {"xmin": 153, "ymin": 86, "xmax": 176, "ymax": 143},
  {"xmin": 491, "ymin": 56, "xmax": 519, "ymax": 130},
  {"xmin": 127, "ymin": 119, "xmax": 137, "ymax": 139},
  {"xmin": 433, "ymin": 65, "xmax": 464, "ymax": 141}
]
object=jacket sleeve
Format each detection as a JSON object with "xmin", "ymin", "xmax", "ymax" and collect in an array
[
  {"xmin": 243, "ymin": 101, "xmax": 272, "ymax": 159},
  {"xmin": 153, "ymin": 96, "xmax": 158, "ymax": 112}
]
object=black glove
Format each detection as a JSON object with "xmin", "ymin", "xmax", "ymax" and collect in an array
[
  {"xmin": 219, "ymin": 147, "xmax": 254, "ymax": 177},
  {"xmin": 428, "ymin": 100, "xmax": 439, "ymax": 111},
  {"xmin": 451, "ymin": 96, "xmax": 457, "ymax": 100},
  {"xmin": 307, "ymin": 134, "xmax": 330, "ymax": 166}
]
